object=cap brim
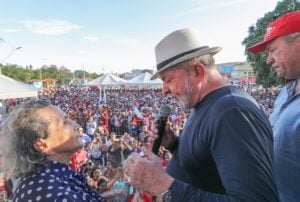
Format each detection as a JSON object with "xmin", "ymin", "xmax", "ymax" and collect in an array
[
  {"xmin": 247, "ymin": 36, "xmax": 276, "ymax": 53},
  {"xmin": 247, "ymin": 41, "xmax": 267, "ymax": 53},
  {"xmin": 150, "ymin": 46, "xmax": 222, "ymax": 80}
]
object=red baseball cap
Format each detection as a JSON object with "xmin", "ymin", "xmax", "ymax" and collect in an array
[{"xmin": 247, "ymin": 10, "xmax": 300, "ymax": 53}]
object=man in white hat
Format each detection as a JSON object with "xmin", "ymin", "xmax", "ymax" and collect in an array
[
  {"xmin": 247, "ymin": 10, "xmax": 300, "ymax": 202},
  {"xmin": 123, "ymin": 28, "xmax": 279, "ymax": 201}
]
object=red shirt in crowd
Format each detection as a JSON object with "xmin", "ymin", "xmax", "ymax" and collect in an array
[{"xmin": 69, "ymin": 148, "xmax": 88, "ymax": 172}]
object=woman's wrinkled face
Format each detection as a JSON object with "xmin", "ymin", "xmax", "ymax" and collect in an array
[{"xmin": 36, "ymin": 106, "xmax": 84, "ymax": 155}]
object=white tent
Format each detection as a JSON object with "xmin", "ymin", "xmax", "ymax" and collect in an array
[
  {"xmin": 126, "ymin": 72, "xmax": 162, "ymax": 88},
  {"xmin": 0, "ymin": 74, "xmax": 38, "ymax": 99},
  {"xmin": 85, "ymin": 73, "xmax": 126, "ymax": 87}
]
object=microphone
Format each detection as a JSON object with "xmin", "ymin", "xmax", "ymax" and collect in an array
[{"xmin": 152, "ymin": 105, "xmax": 171, "ymax": 155}]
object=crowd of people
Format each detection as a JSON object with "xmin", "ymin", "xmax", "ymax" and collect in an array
[
  {"xmin": 0, "ymin": 78, "xmax": 280, "ymax": 202},
  {"xmin": 0, "ymin": 86, "xmax": 188, "ymax": 201},
  {"xmin": 1, "ymin": 10, "xmax": 299, "ymax": 202}
]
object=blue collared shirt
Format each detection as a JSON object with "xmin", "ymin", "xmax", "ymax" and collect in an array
[{"xmin": 269, "ymin": 80, "xmax": 300, "ymax": 202}]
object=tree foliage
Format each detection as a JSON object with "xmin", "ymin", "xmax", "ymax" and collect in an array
[
  {"xmin": 0, "ymin": 64, "xmax": 100, "ymax": 85},
  {"xmin": 1, "ymin": 64, "xmax": 34, "ymax": 82},
  {"xmin": 242, "ymin": 0, "xmax": 300, "ymax": 87}
]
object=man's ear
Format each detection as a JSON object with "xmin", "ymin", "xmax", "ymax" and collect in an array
[
  {"xmin": 191, "ymin": 63, "xmax": 205, "ymax": 80},
  {"xmin": 33, "ymin": 138, "xmax": 48, "ymax": 153}
]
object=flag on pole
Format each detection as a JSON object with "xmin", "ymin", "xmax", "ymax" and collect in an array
[
  {"xmin": 103, "ymin": 87, "xmax": 107, "ymax": 103},
  {"xmin": 99, "ymin": 86, "xmax": 102, "ymax": 103},
  {"xmin": 133, "ymin": 107, "xmax": 143, "ymax": 118}
]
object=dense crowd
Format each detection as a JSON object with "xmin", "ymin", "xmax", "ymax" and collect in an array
[
  {"xmin": 0, "ymin": 83, "xmax": 280, "ymax": 201},
  {"xmin": 236, "ymin": 83, "xmax": 281, "ymax": 116}
]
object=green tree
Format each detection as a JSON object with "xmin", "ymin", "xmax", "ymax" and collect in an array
[
  {"xmin": 74, "ymin": 70, "xmax": 85, "ymax": 79},
  {"xmin": 242, "ymin": 0, "xmax": 300, "ymax": 87},
  {"xmin": 42, "ymin": 65, "xmax": 59, "ymax": 79},
  {"xmin": 1, "ymin": 64, "xmax": 31, "ymax": 82},
  {"xmin": 56, "ymin": 66, "xmax": 73, "ymax": 84},
  {"xmin": 89, "ymin": 72, "xmax": 101, "ymax": 80}
]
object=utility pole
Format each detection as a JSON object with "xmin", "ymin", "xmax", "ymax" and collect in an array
[
  {"xmin": 39, "ymin": 68, "xmax": 43, "ymax": 90},
  {"xmin": 0, "ymin": 46, "xmax": 22, "ymax": 74},
  {"xmin": 83, "ymin": 65, "xmax": 85, "ymax": 83}
]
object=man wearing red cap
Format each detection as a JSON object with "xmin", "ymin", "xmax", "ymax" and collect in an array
[{"xmin": 248, "ymin": 10, "xmax": 300, "ymax": 202}]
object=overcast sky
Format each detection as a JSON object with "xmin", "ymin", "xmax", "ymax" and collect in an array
[{"xmin": 0, "ymin": 0, "xmax": 279, "ymax": 74}]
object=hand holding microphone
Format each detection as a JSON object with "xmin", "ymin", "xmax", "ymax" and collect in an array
[
  {"xmin": 151, "ymin": 105, "xmax": 177, "ymax": 155},
  {"xmin": 123, "ymin": 105, "xmax": 175, "ymax": 200}
]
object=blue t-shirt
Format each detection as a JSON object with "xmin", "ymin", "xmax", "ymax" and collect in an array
[
  {"xmin": 166, "ymin": 86, "xmax": 279, "ymax": 201},
  {"xmin": 13, "ymin": 161, "xmax": 105, "ymax": 202}
]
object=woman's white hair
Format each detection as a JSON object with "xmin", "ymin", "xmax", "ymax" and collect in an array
[{"xmin": 0, "ymin": 99, "xmax": 51, "ymax": 178}]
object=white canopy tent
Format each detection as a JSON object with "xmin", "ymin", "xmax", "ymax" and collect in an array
[
  {"xmin": 84, "ymin": 73, "xmax": 127, "ymax": 103},
  {"xmin": 84, "ymin": 73, "xmax": 126, "ymax": 87},
  {"xmin": 126, "ymin": 72, "xmax": 162, "ymax": 88},
  {"xmin": 0, "ymin": 74, "xmax": 38, "ymax": 99}
]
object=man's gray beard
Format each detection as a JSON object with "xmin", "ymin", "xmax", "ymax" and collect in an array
[{"xmin": 178, "ymin": 79, "xmax": 193, "ymax": 109}]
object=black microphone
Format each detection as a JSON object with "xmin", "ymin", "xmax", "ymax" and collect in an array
[{"xmin": 152, "ymin": 105, "xmax": 171, "ymax": 155}]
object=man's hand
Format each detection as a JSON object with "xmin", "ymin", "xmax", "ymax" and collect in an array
[
  {"xmin": 149, "ymin": 121, "xmax": 176, "ymax": 149},
  {"xmin": 123, "ymin": 147, "xmax": 174, "ymax": 198}
]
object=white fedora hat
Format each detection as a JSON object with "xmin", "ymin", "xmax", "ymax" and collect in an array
[{"xmin": 150, "ymin": 28, "xmax": 222, "ymax": 80}]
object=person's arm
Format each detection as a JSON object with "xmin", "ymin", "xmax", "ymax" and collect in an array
[
  {"xmin": 88, "ymin": 142, "xmax": 93, "ymax": 150},
  {"xmin": 121, "ymin": 140, "xmax": 133, "ymax": 151},
  {"xmin": 190, "ymin": 107, "xmax": 278, "ymax": 201},
  {"xmin": 106, "ymin": 174, "xmax": 118, "ymax": 189},
  {"xmin": 104, "ymin": 127, "xmax": 109, "ymax": 135},
  {"xmin": 101, "ymin": 188, "xmax": 126, "ymax": 199},
  {"xmin": 167, "ymin": 179, "xmax": 239, "ymax": 202},
  {"xmin": 80, "ymin": 152, "xmax": 88, "ymax": 165},
  {"xmin": 124, "ymin": 107, "xmax": 278, "ymax": 201}
]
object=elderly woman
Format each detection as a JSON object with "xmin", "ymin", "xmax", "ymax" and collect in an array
[{"xmin": 0, "ymin": 100, "xmax": 105, "ymax": 201}]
